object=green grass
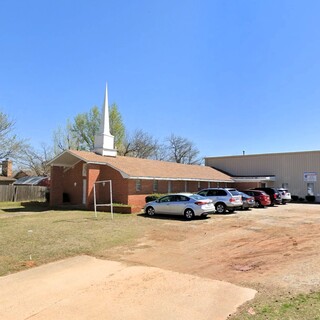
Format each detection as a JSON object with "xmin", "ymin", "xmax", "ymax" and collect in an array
[
  {"xmin": 0, "ymin": 203, "xmax": 152, "ymax": 276},
  {"xmin": 230, "ymin": 291, "xmax": 320, "ymax": 320},
  {"xmin": 0, "ymin": 201, "xmax": 24, "ymax": 209}
]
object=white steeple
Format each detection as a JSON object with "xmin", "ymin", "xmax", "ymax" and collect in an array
[{"xmin": 93, "ymin": 83, "xmax": 117, "ymax": 157}]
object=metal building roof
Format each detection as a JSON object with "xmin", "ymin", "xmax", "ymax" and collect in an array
[{"xmin": 13, "ymin": 176, "xmax": 48, "ymax": 185}]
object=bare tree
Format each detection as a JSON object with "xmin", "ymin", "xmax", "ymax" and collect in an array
[
  {"xmin": 151, "ymin": 143, "xmax": 169, "ymax": 161},
  {"xmin": 53, "ymin": 120, "xmax": 80, "ymax": 155},
  {"xmin": 16, "ymin": 143, "xmax": 54, "ymax": 176},
  {"xmin": 0, "ymin": 111, "xmax": 25, "ymax": 160},
  {"xmin": 119, "ymin": 129, "xmax": 159, "ymax": 158},
  {"xmin": 166, "ymin": 134, "xmax": 201, "ymax": 164}
]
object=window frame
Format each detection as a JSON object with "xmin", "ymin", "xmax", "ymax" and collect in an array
[
  {"xmin": 136, "ymin": 179, "xmax": 142, "ymax": 192},
  {"xmin": 153, "ymin": 180, "xmax": 158, "ymax": 192}
]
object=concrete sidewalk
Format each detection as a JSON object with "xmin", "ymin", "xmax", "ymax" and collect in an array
[{"xmin": 0, "ymin": 256, "xmax": 256, "ymax": 320}]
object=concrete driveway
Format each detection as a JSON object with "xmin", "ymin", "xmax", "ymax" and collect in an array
[{"xmin": 0, "ymin": 255, "xmax": 256, "ymax": 320}]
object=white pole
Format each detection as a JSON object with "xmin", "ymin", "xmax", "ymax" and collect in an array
[
  {"xmin": 110, "ymin": 180, "xmax": 113, "ymax": 220},
  {"xmin": 93, "ymin": 183, "xmax": 97, "ymax": 218}
]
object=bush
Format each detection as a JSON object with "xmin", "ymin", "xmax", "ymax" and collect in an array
[
  {"xmin": 299, "ymin": 197, "xmax": 305, "ymax": 202},
  {"xmin": 291, "ymin": 195, "xmax": 299, "ymax": 202},
  {"xmin": 145, "ymin": 194, "xmax": 164, "ymax": 203},
  {"xmin": 306, "ymin": 195, "xmax": 316, "ymax": 202}
]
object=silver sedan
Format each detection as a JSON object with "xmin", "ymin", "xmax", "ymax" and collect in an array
[{"xmin": 144, "ymin": 193, "xmax": 215, "ymax": 220}]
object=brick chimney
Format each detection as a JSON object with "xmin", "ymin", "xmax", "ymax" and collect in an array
[{"xmin": 2, "ymin": 159, "xmax": 13, "ymax": 177}]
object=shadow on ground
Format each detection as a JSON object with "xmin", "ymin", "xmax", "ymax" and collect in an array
[{"xmin": 1, "ymin": 202, "xmax": 87, "ymax": 213}]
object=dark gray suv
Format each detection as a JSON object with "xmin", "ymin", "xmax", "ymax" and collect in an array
[{"xmin": 197, "ymin": 188, "xmax": 243, "ymax": 214}]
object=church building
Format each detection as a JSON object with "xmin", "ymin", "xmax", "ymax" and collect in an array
[{"xmin": 49, "ymin": 85, "xmax": 234, "ymax": 212}]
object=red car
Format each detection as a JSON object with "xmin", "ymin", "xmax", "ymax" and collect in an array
[{"xmin": 242, "ymin": 190, "xmax": 271, "ymax": 208}]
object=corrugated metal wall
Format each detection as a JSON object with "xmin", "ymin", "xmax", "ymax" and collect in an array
[{"xmin": 205, "ymin": 151, "xmax": 320, "ymax": 200}]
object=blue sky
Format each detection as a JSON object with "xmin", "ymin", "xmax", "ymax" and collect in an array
[{"xmin": 1, "ymin": 0, "xmax": 320, "ymax": 158}]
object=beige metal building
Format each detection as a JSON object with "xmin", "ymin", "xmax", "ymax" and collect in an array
[{"xmin": 205, "ymin": 151, "xmax": 320, "ymax": 201}]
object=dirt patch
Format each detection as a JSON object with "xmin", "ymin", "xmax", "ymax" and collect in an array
[{"xmin": 105, "ymin": 204, "xmax": 320, "ymax": 293}]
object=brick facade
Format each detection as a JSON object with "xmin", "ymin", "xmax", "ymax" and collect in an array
[
  {"xmin": 233, "ymin": 182, "xmax": 260, "ymax": 190},
  {"xmin": 50, "ymin": 161, "xmax": 236, "ymax": 211},
  {"xmin": 49, "ymin": 150, "xmax": 235, "ymax": 212}
]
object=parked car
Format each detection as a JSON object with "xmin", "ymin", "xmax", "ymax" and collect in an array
[
  {"xmin": 242, "ymin": 190, "xmax": 271, "ymax": 208},
  {"xmin": 197, "ymin": 188, "xmax": 243, "ymax": 214},
  {"xmin": 251, "ymin": 187, "xmax": 282, "ymax": 206},
  {"xmin": 277, "ymin": 188, "xmax": 292, "ymax": 204},
  {"xmin": 144, "ymin": 193, "xmax": 215, "ymax": 220},
  {"xmin": 239, "ymin": 192, "xmax": 255, "ymax": 210}
]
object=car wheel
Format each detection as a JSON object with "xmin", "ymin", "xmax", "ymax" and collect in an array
[
  {"xmin": 256, "ymin": 201, "xmax": 263, "ymax": 208},
  {"xmin": 215, "ymin": 203, "xmax": 226, "ymax": 214},
  {"xmin": 146, "ymin": 206, "xmax": 155, "ymax": 216},
  {"xmin": 184, "ymin": 209, "xmax": 194, "ymax": 220}
]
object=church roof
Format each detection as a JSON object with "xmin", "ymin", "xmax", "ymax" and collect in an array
[{"xmin": 49, "ymin": 149, "xmax": 233, "ymax": 182}]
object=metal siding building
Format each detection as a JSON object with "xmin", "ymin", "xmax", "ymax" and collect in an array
[{"xmin": 205, "ymin": 151, "xmax": 320, "ymax": 201}]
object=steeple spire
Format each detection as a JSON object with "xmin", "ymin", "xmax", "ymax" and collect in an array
[
  {"xmin": 93, "ymin": 83, "xmax": 117, "ymax": 157},
  {"xmin": 100, "ymin": 83, "xmax": 111, "ymax": 135}
]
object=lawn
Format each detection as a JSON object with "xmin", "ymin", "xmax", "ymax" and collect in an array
[
  {"xmin": 230, "ymin": 291, "xmax": 320, "ymax": 320},
  {"xmin": 0, "ymin": 202, "xmax": 151, "ymax": 276}
]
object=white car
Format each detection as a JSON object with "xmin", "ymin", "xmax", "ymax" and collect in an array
[
  {"xmin": 197, "ymin": 188, "xmax": 243, "ymax": 214},
  {"xmin": 278, "ymin": 188, "xmax": 292, "ymax": 204},
  {"xmin": 144, "ymin": 193, "xmax": 215, "ymax": 220}
]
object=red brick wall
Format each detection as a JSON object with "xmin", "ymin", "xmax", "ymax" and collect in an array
[
  {"xmin": 157, "ymin": 180, "xmax": 168, "ymax": 193},
  {"xmin": 50, "ymin": 161, "xmax": 86, "ymax": 206},
  {"xmin": 87, "ymin": 164, "xmax": 129, "ymax": 208},
  {"xmin": 50, "ymin": 161, "xmax": 236, "ymax": 211},
  {"xmin": 128, "ymin": 194, "xmax": 148, "ymax": 210},
  {"xmin": 87, "ymin": 164, "xmax": 101, "ymax": 207},
  {"xmin": 62, "ymin": 162, "xmax": 84, "ymax": 204},
  {"xmin": 50, "ymin": 166, "xmax": 64, "ymax": 206},
  {"xmin": 233, "ymin": 182, "xmax": 261, "ymax": 190}
]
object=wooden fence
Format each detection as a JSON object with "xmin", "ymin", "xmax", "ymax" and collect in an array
[{"xmin": 0, "ymin": 185, "xmax": 48, "ymax": 202}]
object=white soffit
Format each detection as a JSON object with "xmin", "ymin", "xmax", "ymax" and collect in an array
[{"xmin": 50, "ymin": 151, "xmax": 83, "ymax": 168}]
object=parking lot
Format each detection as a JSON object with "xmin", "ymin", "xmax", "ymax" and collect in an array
[{"xmin": 107, "ymin": 203, "xmax": 320, "ymax": 294}]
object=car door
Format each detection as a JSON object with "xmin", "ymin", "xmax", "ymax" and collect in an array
[
  {"xmin": 206, "ymin": 190, "xmax": 218, "ymax": 204},
  {"xmin": 198, "ymin": 190, "xmax": 218, "ymax": 204},
  {"xmin": 166, "ymin": 195, "xmax": 189, "ymax": 215},
  {"xmin": 214, "ymin": 189, "xmax": 227, "ymax": 203},
  {"xmin": 156, "ymin": 195, "xmax": 174, "ymax": 214}
]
